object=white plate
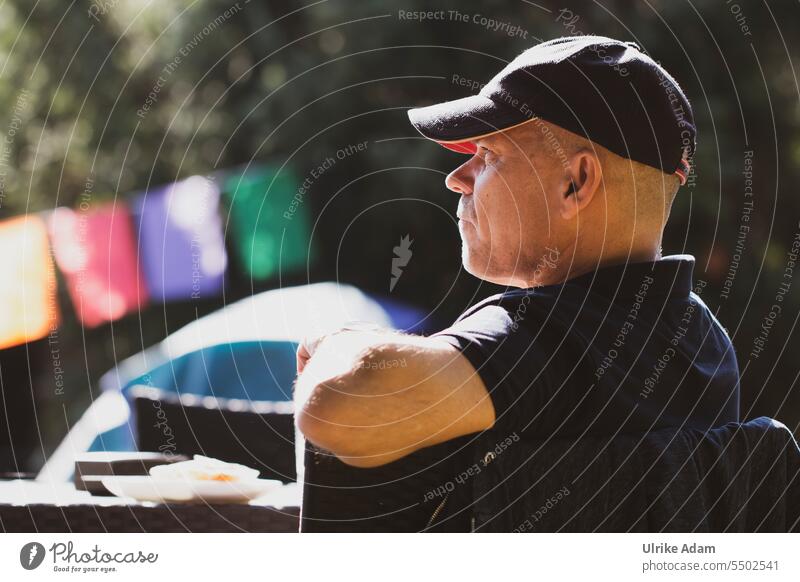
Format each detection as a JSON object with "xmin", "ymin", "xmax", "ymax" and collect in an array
[{"xmin": 100, "ymin": 476, "xmax": 282, "ymax": 504}]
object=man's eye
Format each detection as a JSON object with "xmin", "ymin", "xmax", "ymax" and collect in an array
[{"xmin": 478, "ymin": 147, "xmax": 496, "ymax": 162}]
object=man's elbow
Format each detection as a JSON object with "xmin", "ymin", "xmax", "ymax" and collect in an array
[
  {"xmin": 296, "ymin": 346, "xmax": 420, "ymax": 467},
  {"xmin": 296, "ymin": 404, "xmax": 348, "ymax": 457},
  {"xmin": 296, "ymin": 380, "xmax": 408, "ymax": 469},
  {"xmin": 297, "ymin": 406, "xmax": 391, "ymax": 468}
]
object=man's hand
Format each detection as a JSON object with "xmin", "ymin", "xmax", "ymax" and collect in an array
[
  {"xmin": 296, "ymin": 333, "xmax": 327, "ymax": 375},
  {"xmin": 296, "ymin": 321, "xmax": 388, "ymax": 375}
]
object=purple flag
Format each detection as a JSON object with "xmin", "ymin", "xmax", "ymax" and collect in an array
[{"xmin": 134, "ymin": 176, "xmax": 227, "ymax": 302}]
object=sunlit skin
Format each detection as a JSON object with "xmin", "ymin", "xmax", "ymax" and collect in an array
[
  {"xmin": 295, "ymin": 119, "xmax": 681, "ymax": 467},
  {"xmin": 446, "ymin": 119, "xmax": 674, "ymax": 289}
]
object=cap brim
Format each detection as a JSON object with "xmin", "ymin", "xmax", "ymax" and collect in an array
[{"xmin": 407, "ymin": 95, "xmax": 524, "ymax": 155}]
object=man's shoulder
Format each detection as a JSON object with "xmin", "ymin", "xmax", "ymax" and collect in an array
[
  {"xmin": 688, "ymin": 290, "xmax": 736, "ymax": 345},
  {"xmin": 452, "ymin": 288, "xmax": 558, "ymax": 324},
  {"xmin": 433, "ymin": 289, "xmax": 566, "ymax": 345}
]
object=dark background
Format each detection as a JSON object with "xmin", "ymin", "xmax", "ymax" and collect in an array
[{"xmin": 0, "ymin": 0, "xmax": 798, "ymax": 472}]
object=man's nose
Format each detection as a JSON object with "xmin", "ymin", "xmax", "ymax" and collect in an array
[{"xmin": 445, "ymin": 162, "xmax": 474, "ymax": 195}]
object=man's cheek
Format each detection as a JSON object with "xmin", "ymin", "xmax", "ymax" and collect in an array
[{"xmin": 481, "ymin": 212, "xmax": 504, "ymax": 244}]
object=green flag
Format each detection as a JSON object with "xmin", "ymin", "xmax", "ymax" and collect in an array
[{"xmin": 224, "ymin": 166, "xmax": 311, "ymax": 281}]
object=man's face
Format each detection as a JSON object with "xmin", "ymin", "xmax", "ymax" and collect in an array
[{"xmin": 445, "ymin": 123, "xmax": 568, "ymax": 287}]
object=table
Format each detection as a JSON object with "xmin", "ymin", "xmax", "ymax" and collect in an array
[{"xmin": 0, "ymin": 479, "xmax": 301, "ymax": 532}]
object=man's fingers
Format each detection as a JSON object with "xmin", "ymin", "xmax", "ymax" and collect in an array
[
  {"xmin": 296, "ymin": 343, "xmax": 311, "ymax": 374},
  {"xmin": 296, "ymin": 330, "xmax": 345, "ymax": 375},
  {"xmin": 297, "ymin": 334, "xmax": 325, "ymax": 374}
]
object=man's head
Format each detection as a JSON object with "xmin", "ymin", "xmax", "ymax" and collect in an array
[
  {"xmin": 408, "ymin": 36, "xmax": 694, "ymax": 288},
  {"xmin": 445, "ymin": 119, "xmax": 680, "ymax": 287}
]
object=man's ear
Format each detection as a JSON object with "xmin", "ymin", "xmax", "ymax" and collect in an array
[{"xmin": 560, "ymin": 149, "xmax": 603, "ymax": 220}]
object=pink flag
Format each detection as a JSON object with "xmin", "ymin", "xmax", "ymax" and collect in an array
[{"xmin": 49, "ymin": 204, "xmax": 148, "ymax": 327}]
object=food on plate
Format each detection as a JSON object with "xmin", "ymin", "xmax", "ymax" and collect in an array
[{"xmin": 148, "ymin": 455, "xmax": 260, "ymax": 482}]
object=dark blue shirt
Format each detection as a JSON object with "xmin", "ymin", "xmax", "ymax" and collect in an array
[{"xmin": 434, "ymin": 254, "xmax": 740, "ymax": 439}]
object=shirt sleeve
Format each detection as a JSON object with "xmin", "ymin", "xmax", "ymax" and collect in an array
[{"xmin": 431, "ymin": 297, "xmax": 550, "ymax": 436}]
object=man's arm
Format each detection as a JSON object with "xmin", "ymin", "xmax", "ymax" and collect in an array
[{"xmin": 295, "ymin": 329, "xmax": 495, "ymax": 468}]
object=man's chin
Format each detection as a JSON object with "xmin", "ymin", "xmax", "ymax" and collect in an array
[
  {"xmin": 462, "ymin": 248, "xmax": 529, "ymax": 288},
  {"xmin": 462, "ymin": 249, "xmax": 502, "ymax": 285}
]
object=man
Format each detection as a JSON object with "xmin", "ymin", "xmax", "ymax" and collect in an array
[{"xmin": 295, "ymin": 36, "xmax": 740, "ymax": 471}]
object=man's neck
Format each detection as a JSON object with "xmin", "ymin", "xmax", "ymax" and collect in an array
[{"xmin": 533, "ymin": 245, "xmax": 661, "ymax": 288}]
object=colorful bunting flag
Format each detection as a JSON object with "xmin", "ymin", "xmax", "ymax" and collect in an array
[
  {"xmin": 0, "ymin": 215, "xmax": 58, "ymax": 349},
  {"xmin": 224, "ymin": 166, "xmax": 311, "ymax": 281},
  {"xmin": 48, "ymin": 203, "xmax": 148, "ymax": 327},
  {"xmin": 133, "ymin": 175, "xmax": 227, "ymax": 302},
  {"xmin": 0, "ymin": 162, "xmax": 313, "ymax": 346}
]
